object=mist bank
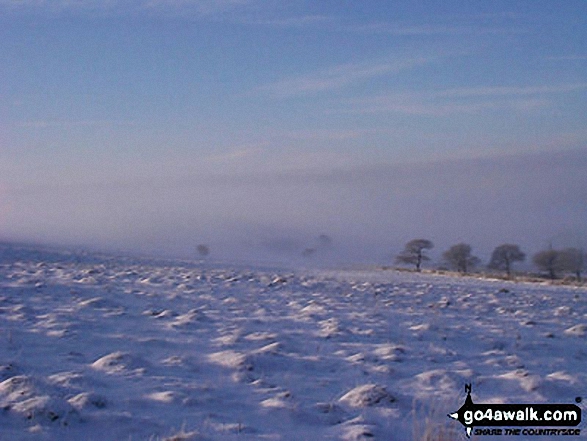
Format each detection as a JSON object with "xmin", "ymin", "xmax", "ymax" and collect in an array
[{"xmin": 2, "ymin": 148, "xmax": 585, "ymax": 267}]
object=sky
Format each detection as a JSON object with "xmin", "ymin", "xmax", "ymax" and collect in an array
[{"xmin": 1, "ymin": 0, "xmax": 586, "ymax": 266}]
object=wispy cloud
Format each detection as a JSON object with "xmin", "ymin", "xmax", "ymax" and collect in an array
[
  {"xmin": 436, "ymin": 83, "xmax": 587, "ymax": 98},
  {"xmin": 143, "ymin": 0, "xmax": 253, "ymax": 16},
  {"xmin": 352, "ymin": 22, "xmax": 523, "ymax": 36},
  {"xmin": 0, "ymin": 0, "xmax": 259, "ymax": 16},
  {"xmin": 203, "ymin": 144, "xmax": 265, "ymax": 163},
  {"xmin": 0, "ymin": 0, "xmax": 121, "ymax": 11},
  {"xmin": 281, "ymin": 129, "xmax": 372, "ymax": 142},
  {"xmin": 348, "ymin": 8, "xmax": 527, "ymax": 37},
  {"xmin": 0, "ymin": 0, "xmax": 42, "ymax": 5},
  {"xmin": 337, "ymin": 82, "xmax": 587, "ymax": 116},
  {"xmin": 0, "ymin": 1, "xmax": 530, "ymax": 37},
  {"xmin": 339, "ymin": 98, "xmax": 525, "ymax": 117},
  {"xmin": 240, "ymin": 8, "xmax": 526, "ymax": 35},
  {"xmin": 14, "ymin": 120, "xmax": 137, "ymax": 129},
  {"xmin": 256, "ymin": 57, "xmax": 435, "ymax": 98},
  {"xmin": 545, "ymin": 55, "xmax": 587, "ymax": 61},
  {"xmin": 248, "ymin": 14, "xmax": 335, "ymax": 28}
]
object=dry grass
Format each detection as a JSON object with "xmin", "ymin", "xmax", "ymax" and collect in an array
[
  {"xmin": 390, "ymin": 267, "xmax": 586, "ymax": 287},
  {"xmin": 412, "ymin": 397, "xmax": 470, "ymax": 441},
  {"xmin": 148, "ymin": 425, "xmax": 202, "ymax": 441},
  {"xmin": 416, "ymin": 424, "xmax": 462, "ymax": 441}
]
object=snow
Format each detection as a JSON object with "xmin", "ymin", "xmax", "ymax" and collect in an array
[{"xmin": 0, "ymin": 244, "xmax": 585, "ymax": 440}]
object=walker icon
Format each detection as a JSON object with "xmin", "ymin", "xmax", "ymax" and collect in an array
[{"xmin": 448, "ymin": 384, "xmax": 476, "ymax": 438}]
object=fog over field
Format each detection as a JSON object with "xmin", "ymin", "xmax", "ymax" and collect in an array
[
  {"xmin": 2, "ymin": 148, "xmax": 586, "ymax": 266},
  {"xmin": 1, "ymin": 1, "xmax": 586, "ymax": 266}
]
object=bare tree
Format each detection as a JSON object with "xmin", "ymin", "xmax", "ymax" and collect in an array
[
  {"xmin": 558, "ymin": 248, "xmax": 585, "ymax": 282},
  {"xmin": 317, "ymin": 234, "xmax": 333, "ymax": 248},
  {"xmin": 395, "ymin": 239, "xmax": 434, "ymax": 272},
  {"xmin": 488, "ymin": 244, "xmax": 526, "ymax": 278},
  {"xmin": 532, "ymin": 249, "xmax": 561, "ymax": 280},
  {"xmin": 442, "ymin": 243, "xmax": 480, "ymax": 274},
  {"xmin": 196, "ymin": 244, "xmax": 210, "ymax": 258}
]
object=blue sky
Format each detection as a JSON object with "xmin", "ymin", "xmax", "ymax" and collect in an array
[{"xmin": 1, "ymin": 1, "xmax": 586, "ymax": 263}]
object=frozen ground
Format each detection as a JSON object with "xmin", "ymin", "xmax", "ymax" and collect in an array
[{"xmin": 0, "ymin": 244, "xmax": 585, "ymax": 440}]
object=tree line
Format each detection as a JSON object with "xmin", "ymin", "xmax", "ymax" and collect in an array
[{"xmin": 395, "ymin": 239, "xmax": 585, "ymax": 282}]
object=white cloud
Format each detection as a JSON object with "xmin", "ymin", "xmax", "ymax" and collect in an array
[
  {"xmin": 281, "ymin": 129, "xmax": 372, "ymax": 141},
  {"xmin": 346, "ymin": 9, "xmax": 527, "ymax": 37},
  {"xmin": 203, "ymin": 144, "xmax": 265, "ymax": 163},
  {"xmin": 545, "ymin": 55, "xmax": 587, "ymax": 61},
  {"xmin": 256, "ymin": 57, "xmax": 434, "ymax": 98},
  {"xmin": 0, "ymin": 0, "xmax": 45, "ymax": 5},
  {"xmin": 354, "ymin": 23, "xmax": 468, "ymax": 36},
  {"xmin": 338, "ymin": 98, "xmax": 512, "ymax": 116},
  {"xmin": 250, "ymin": 14, "xmax": 335, "ymax": 27},
  {"xmin": 15, "ymin": 120, "xmax": 136, "ymax": 129},
  {"xmin": 436, "ymin": 83, "xmax": 587, "ymax": 98},
  {"xmin": 143, "ymin": 0, "xmax": 252, "ymax": 15},
  {"xmin": 0, "ymin": 0, "xmax": 258, "ymax": 15},
  {"xmin": 0, "ymin": 0, "xmax": 119, "ymax": 8},
  {"xmin": 335, "ymin": 82, "xmax": 586, "ymax": 116}
]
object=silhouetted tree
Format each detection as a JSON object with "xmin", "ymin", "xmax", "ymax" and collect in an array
[
  {"xmin": 442, "ymin": 243, "xmax": 480, "ymax": 274},
  {"xmin": 558, "ymin": 248, "xmax": 585, "ymax": 282},
  {"xmin": 488, "ymin": 244, "xmax": 526, "ymax": 278},
  {"xmin": 318, "ymin": 234, "xmax": 333, "ymax": 248},
  {"xmin": 196, "ymin": 244, "xmax": 210, "ymax": 258},
  {"xmin": 532, "ymin": 249, "xmax": 561, "ymax": 280},
  {"xmin": 395, "ymin": 239, "xmax": 434, "ymax": 272}
]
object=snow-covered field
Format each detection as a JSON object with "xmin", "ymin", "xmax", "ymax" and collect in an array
[{"xmin": 0, "ymin": 244, "xmax": 585, "ymax": 440}]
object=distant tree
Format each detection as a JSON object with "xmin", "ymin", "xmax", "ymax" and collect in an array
[
  {"xmin": 395, "ymin": 239, "xmax": 434, "ymax": 272},
  {"xmin": 488, "ymin": 244, "xmax": 526, "ymax": 278},
  {"xmin": 196, "ymin": 244, "xmax": 210, "ymax": 258},
  {"xmin": 317, "ymin": 234, "xmax": 333, "ymax": 248},
  {"xmin": 442, "ymin": 243, "xmax": 480, "ymax": 274},
  {"xmin": 301, "ymin": 235, "xmax": 332, "ymax": 258},
  {"xmin": 532, "ymin": 249, "xmax": 561, "ymax": 280},
  {"xmin": 558, "ymin": 248, "xmax": 585, "ymax": 282}
]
